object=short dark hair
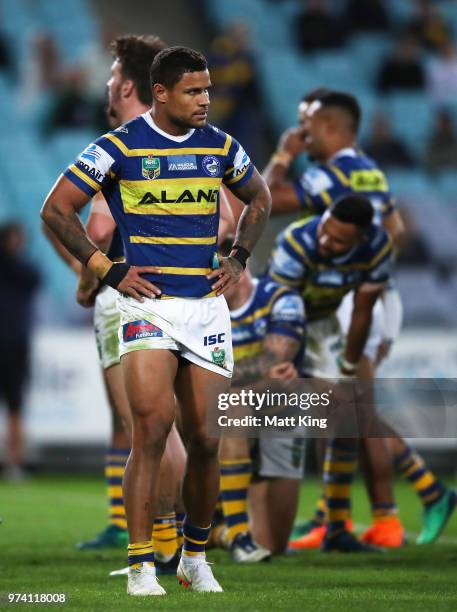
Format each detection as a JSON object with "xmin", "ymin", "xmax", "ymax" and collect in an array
[
  {"xmin": 111, "ymin": 35, "xmax": 166, "ymax": 105},
  {"xmin": 301, "ymin": 87, "xmax": 330, "ymax": 103},
  {"xmin": 330, "ymin": 194, "xmax": 374, "ymax": 230},
  {"xmin": 150, "ymin": 46, "xmax": 208, "ymax": 89},
  {"xmin": 315, "ymin": 90, "xmax": 361, "ymax": 133}
]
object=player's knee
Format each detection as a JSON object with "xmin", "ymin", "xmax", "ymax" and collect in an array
[
  {"xmin": 133, "ymin": 413, "xmax": 173, "ymax": 455},
  {"xmin": 187, "ymin": 430, "xmax": 219, "ymax": 458}
]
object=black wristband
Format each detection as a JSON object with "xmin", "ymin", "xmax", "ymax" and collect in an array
[
  {"xmin": 102, "ymin": 262, "xmax": 130, "ymax": 289},
  {"xmin": 231, "ymin": 244, "xmax": 250, "ymax": 269}
]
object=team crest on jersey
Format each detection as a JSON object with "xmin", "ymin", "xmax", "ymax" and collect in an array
[
  {"xmin": 211, "ymin": 346, "xmax": 226, "ymax": 367},
  {"xmin": 253, "ymin": 318, "xmax": 267, "ymax": 336},
  {"xmin": 142, "ymin": 156, "xmax": 160, "ymax": 180},
  {"xmin": 202, "ymin": 155, "xmax": 220, "ymax": 177}
]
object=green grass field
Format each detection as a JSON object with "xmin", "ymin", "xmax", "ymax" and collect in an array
[{"xmin": 1, "ymin": 476, "xmax": 457, "ymax": 611}]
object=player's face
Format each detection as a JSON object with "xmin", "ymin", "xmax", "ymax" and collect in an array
[
  {"xmin": 165, "ymin": 70, "xmax": 211, "ymax": 129},
  {"xmin": 303, "ymin": 110, "xmax": 330, "ymax": 161},
  {"xmin": 106, "ymin": 59, "xmax": 123, "ymax": 123},
  {"xmin": 317, "ymin": 215, "xmax": 362, "ymax": 259}
]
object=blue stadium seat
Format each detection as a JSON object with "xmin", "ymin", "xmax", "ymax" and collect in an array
[{"xmin": 386, "ymin": 94, "xmax": 432, "ymax": 156}]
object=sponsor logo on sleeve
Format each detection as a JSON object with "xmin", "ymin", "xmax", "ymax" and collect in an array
[
  {"xmin": 81, "ymin": 144, "xmax": 101, "ymax": 164},
  {"xmin": 167, "ymin": 155, "xmax": 198, "ymax": 171},
  {"xmin": 232, "ymin": 145, "xmax": 251, "ymax": 178},
  {"xmin": 76, "ymin": 143, "xmax": 115, "ymax": 183},
  {"xmin": 300, "ymin": 168, "xmax": 333, "ymax": 195},
  {"xmin": 202, "ymin": 155, "xmax": 221, "ymax": 177},
  {"xmin": 123, "ymin": 320, "xmax": 163, "ymax": 342},
  {"xmin": 271, "ymin": 294, "xmax": 305, "ymax": 322},
  {"xmin": 253, "ymin": 318, "xmax": 267, "ymax": 336},
  {"xmin": 142, "ymin": 156, "xmax": 161, "ymax": 180}
]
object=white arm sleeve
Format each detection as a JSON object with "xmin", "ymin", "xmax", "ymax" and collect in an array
[{"xmin": 382, "ymin": 287, "xmax": 403, "ymax": 341}]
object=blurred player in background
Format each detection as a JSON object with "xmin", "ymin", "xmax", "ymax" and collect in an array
[
  {"xmin": 42, "ymin": 46, "xmax": 271, "ymax": 596},
  {"xmin": 269, "ymin": 195, "xmax": 393, "ymax": 552},
  {"xmin": 217, "ymin": 238, "xmax": 305, "ymax": 560},
  {"xmin": 264, "ymin": 88, "xmax": 456, "ymax": 547},
  {"xmin": 0, "ymin": 223, "xmax": 41, "ymax": 481}
]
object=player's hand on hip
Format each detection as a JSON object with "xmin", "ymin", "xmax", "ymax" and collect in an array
[
  {"xmin": 117, "ymin": 265, "xmax": 162, "ymax": 301},
  {"xmin": 207, "ymin": 256, "xmax": 243, "ymax": 296}
]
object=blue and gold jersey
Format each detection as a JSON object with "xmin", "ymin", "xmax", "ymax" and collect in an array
[
  {"xmin": 293, "ymin": 148, "xmax": 395, "ymax": 224},
  {"xmin": 64, "ymin": 112, "xmax": 254, "ymax": 298},
  {"xmin": 230, "ymin": 277, "xmax": 305, "ymax": 363},
  {"xmin": 268, "ymin": 216, "xmax": 393, "ymax": 321},
  {"xmin": 107, "ymin": 227, "xmax": 124, "ymax": 262}
]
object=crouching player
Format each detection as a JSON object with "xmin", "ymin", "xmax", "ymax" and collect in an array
[
  {"xmin": 269, "ymin": 194, "xmax": 393, "ymax": 552},
  {"xmin": 218, "ymin": 239, "xmax": 306, "ymax": 558}
]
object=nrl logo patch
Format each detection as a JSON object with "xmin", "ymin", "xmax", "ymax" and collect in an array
[
  {"xmin": 211, "ymin": 346, "xmax": 226, "ymax": 367},
  {"xmin": 142, "ymin": 155, "xmax": 160, "ymax": 180}
]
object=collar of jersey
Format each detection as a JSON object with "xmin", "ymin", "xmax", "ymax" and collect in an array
[
  {"xmin": 230, "ymin": 278, "xmax": 259, "ymax": 319},
  {"xmin": 141, "ymin": 111, "xmax": 195, "ymax": 142},
  {"xmin": 328, "ymin": 147, "xmax": 357, "ymax": 163}
]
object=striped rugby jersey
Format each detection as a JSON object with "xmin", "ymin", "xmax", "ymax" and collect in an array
[
  {"xmin": 293, "ymin": 148, "xmax": 395, "ymax": 224},
  {"xmin": 64, "ymin": 111, "xmax": 254, "ymax": 298},
  {"xmin": 268, "ymin": 216, "xmax": 393, "ymax": 321},
  {"xmin": 230, "ymin": 277, "xmax": 305, "ymax": 364}
]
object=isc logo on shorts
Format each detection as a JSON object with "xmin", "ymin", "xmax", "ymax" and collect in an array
[
  {"xmin": 203, "ymin": 333, "xmax": 225, "ymax": 346},
  {"xmin": 123, "ymin": 320, "xmax": 163, "ymax": 342}
]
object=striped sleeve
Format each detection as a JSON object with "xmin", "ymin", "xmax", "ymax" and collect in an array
[
  {"xmin": 293, "ymin": 166, "xmax": 337, "ymax": 213},
  {"xmin": 363, "ymin": 233, "xmax": 393, "ymax": 285},
  {"xmin": 267, "ymin": 289, "xmax": 306, "ymax": 341},
  {"xmin": 223, "ymin": 136, "xmax": 254, "ymax": 188},
  {"xmin": 268, "ymin": 227, "xmax": 308, "ymax": 288},
  {"xmin": 63, "ymin": 136, "xmax": 120, "ymax": 197}
]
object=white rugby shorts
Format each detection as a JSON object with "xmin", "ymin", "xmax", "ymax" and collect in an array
[
  {"xmin": 253, "ymin": 435, "xmax": 306, "ymax": 480},
  {"xmin": 117, "ymin": 294, "xmax": 233, "ymax": 378},
  {"xmin": 303, "ymin": 315, "xmax": 342, "ymax": 378},
  {"xmin": 94, "ymin": 286, "xmax": 121, "ymax": 370},
  {"xmin": 337, "ymin": 291, "xmax": 384, "ymax": 363}
]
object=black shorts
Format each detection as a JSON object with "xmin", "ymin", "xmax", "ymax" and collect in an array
[{"xmin": 0, "ymin": 345, "xmax": 30, "ymax": 413}]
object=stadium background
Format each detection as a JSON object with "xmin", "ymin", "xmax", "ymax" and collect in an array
[{"xmin": 0, "ymin": 0, "xmax": 456, "ymax": 471}]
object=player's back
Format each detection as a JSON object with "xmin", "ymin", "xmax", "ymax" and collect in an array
[{"xmin": 294, "ymin": 148, "xmax": 394, "ymax": 224}]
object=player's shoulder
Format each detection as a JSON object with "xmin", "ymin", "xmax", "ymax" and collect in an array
[
  {"xmin": 287, "ymin": 216, "xmax": 319, "ymax": 247},
  {"xmin": 360, "ymin": 223, "xmax": 391, "ymax": 260},
  {"xmin": 196, "ymin": 123, "xmax": 232, "ymax": 148},
  {"xmin": 106, "ymin": 115, "xmax": 147, "ymax": 144},
  {"xmin": 298, "ymin": 164, "xmax": 334, "ymax": 195},
  {"xmin": 91, "ymin": 115, "xmax": 147, "ymax": 160}
]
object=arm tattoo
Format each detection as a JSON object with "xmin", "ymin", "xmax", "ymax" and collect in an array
[
  {"xmin": 231, "ymin": 348, "xmax": 278, "ymax": 387},
  {"xmin": 232, "ymin": 333, "xmax": 300, "ymax": 387},
  {"xmin": 230, "ymin": 168, "xmax": 271, "ymax": 252},
  {"xmin": 43, "ymin": 203, "xmax": 98, "ymax": 264}
]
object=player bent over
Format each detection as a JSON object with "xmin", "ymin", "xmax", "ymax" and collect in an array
[
  {"xmin": 269, "ymin": 195, "xmax": 392, "ymax": 552},
  {"xmin": 41, "ymin": 47, "xmax": 271, "ymax": 595}
]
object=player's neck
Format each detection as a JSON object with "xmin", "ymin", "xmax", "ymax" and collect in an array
[
  {"xmin": 323, "ymin": 140, "xmax": 355, "ymax": 163},
  {"xmin": 120, "ymin": 102, "xmax": 150, "ymax": 125},
  {"xmin": 150, "ymin": 108, "xmax": 192, "ymax": 137}
]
